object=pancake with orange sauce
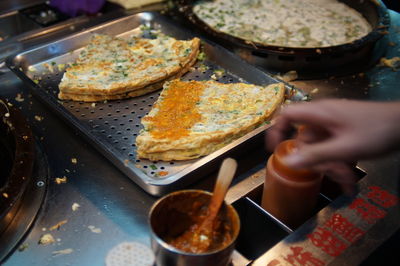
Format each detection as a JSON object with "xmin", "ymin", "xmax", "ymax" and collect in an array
[{"xmin": 136, "ymin": 79, "xmax": 285, "ymax": 161}]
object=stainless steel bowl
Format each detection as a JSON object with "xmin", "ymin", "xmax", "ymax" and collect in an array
[{"xmin": 149, "ymin": 189, "xmax": 240, "ymax": 266}]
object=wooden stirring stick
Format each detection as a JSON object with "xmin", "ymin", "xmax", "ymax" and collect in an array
[
  {"xmin": 168, "ymin": 158, "xmax": 238, "ymax": 253},
  {"xmin": 193, "ymin": 158, "xmax": 238, "ymax": 251},
  {"xmin": 201, "ymin": 158, "xmax": 238, "ymax": 232}
]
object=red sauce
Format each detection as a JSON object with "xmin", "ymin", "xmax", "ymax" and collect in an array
[
  {"xmin": 261, "ymin": 139, "xmax": 322, "ymax": 228},
  {"xmin": 143, "ymin": 80, "xmax": 204, "ymax": 140},
  {"xmin": 166, "ymin": 202, "xmax": 233, "ymax": 254}
]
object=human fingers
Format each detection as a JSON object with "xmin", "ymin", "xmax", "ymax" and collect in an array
[
  {"xmin": 266, "ymin": 101, "xmax": 329, "ymax": 149},
  {"xmin": 282, "ymin": 138, "xmax": 358, "ymax": 168},
  {"xmin": 266, "ymin": 115, "xmax": 295, "ymax": 152},
  {"xmin": 278, "ymin": 101, "xmax": 338, "ymax": 127},
  {"xmin": 312, "ymin": 161, "xmax": 358, "ymax": 196},
  {"xmin": 296, "ymin": 124, "xmax": 330, "ymax": 143}
]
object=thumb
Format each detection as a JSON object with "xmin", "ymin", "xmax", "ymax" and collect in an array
[{"xmin": 283, "ymin": 139, "xmax": 352, "ymax": 168}]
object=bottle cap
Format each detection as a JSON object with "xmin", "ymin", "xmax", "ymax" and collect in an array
[{"xmin": 271, "ymin": 139, "xmax": 320, "ymax": 182}]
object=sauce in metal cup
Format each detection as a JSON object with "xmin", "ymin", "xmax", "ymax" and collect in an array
[{"xmin": 149, "ymin": 189, "xmax": 240, "ymax": 266}]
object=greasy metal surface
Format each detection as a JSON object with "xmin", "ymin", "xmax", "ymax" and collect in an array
[
  {"xmin": 7, "ymin": 12, "xmax": 304, "ymax": 196},
  {"xmin": 0, "ymin": 7, "xmax": 398, "ymax": 266},
  {"xmin": 0, "ymin": 99, "xmax": 35, "ymax": 229},
  {"xmin": 0, "ymin": 2, "xmax": 125, "ymax": 64},
  {"xmin": 0, "ymin": 142, "xmax": 48, "ymax": 262},
  {"xmin": 0, "ymin": 0, "xmax": 45, "ymax": 15},
  {"xmin": 0, "ymin": 12, "xmax": 41, "ymax": 40}
]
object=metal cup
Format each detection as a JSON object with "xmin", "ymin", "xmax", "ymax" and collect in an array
[{"xmin": 149, "ymin": 189, "xmax": 240, "ymax": 266}]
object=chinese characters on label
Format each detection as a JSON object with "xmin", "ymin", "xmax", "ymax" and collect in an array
[{"xmin": 266, "ymin": 186, "xmax": 398, "ymax": 265}]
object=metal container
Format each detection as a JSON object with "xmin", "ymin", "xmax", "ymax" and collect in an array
[
  {"xmin": 149, "ymin": 190, "xmax": 240, "ymax": 266},
  {"xmin": 7, "ymin": 12, "xmax": 306, "ymax": 196}
]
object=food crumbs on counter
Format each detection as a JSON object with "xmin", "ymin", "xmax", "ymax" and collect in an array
[
  {"xmin": 52, "ymin": 248, "xmax": 74, "ymax": 256},
  {"xmin": 2, "ymin": 193, "xmax": 8, "ymax": 198},
  {"xmin": 210, "ymin": 74, "xmax": 217, "ymax": 80},
  {"xmin": 72, "ymin": 202, "xmax": 81, "ymax": 211},
  {"xmin": 34, "ymin": 115, "xmax": 44, "ymax": 122},
  {"xmin": 49, "ymin": 220, "xmax": 68, "ymax": 231},
  {"xmin": 71, "ymin": 158, "xmax": 78, "ymax": 164},
  {"xmin": 43, "ymin": 63, "xmax": 54, "ymax": 73},
  {"xmin": 198, "ymin": 64, "xmax": 209, "ymax": 72},
  {"xmin": 158, "ymin": 171, "xmax": 169, "ymax": 177},
  {"xmin": 55, "ymin": 176, "xmax": 67, "ymax": 184},
  {"xmin": 91, "ymin": 103, "xmax": 96, "ymax": 108},
  {"xmin": 311, "ymin": 88, "xmax": 319, "ymax": 94},
  {"xmin": 18, "ymin": 243, "xmax": 29, "ymax": 252},
  {"xmin": 301, "ymin": 95, "xmax": 311, "ymax": 101},
  {"xmin": 57, "ymin": 64, "xmax": 66, "ymax": 72},
  {"xmin": 284, "ymin": 99, "xmax": 292, "ymax": 104},
  {"xmin": 279, "ymin": 70, "xmax": 298, "ymax": 82},
  {"xmin": 15, "ymin": 93, "xmax": 24, "ymax": 102},
  {"xmin": 38, "ymin": 233, "xmax": 55, "ymax": 245},
  {"xmin": 197, "ymin": 51, "xmax": 206, "ymax": 61},
  {"xmin": 213, "ymin": 69, "xmax": 225, "ymax": 77},
  {"xmin": 88, "ymin": 225, "xmax": 102, "ymax": 234},
  {"xmin": 379, "ymin": 57, "xmax": 400, "ymax": 71}
]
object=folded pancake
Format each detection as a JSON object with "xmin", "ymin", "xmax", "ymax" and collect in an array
[
  {"xmin": 58, "ymin": 34, "xmax": 200, "ymax": 101},
  {"xmin": 136, "ymin": 80, "xmax": 285, "ymax": 161}
]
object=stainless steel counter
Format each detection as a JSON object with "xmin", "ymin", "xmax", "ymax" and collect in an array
[{"xmin": 0, "ymin": 7, "xmax": 399, "ymax": 266}]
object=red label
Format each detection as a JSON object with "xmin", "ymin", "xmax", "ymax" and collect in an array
[
  {"xmin": 324, "ymin": 213, "xmax": 365, "ymax": 243},
  {"xmin": 366, "ymin": 186, "xmax": 398, "ymax": 208},
  {"xmin": 349, "ymin": 198, "xmax": 387, "ymax": 224},
  {"xmin": 284, "ymin": 246, "xmax": 325, "ymax": 266},
  {"xmin": 308, "ymin": 227, "xmax": 347, "ymax": 257}
]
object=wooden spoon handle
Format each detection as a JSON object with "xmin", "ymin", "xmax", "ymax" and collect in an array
[{"xmin": 208, "ymin": 158, "xmax": 238, "ymax": 218}]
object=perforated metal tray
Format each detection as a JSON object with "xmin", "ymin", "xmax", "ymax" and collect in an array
[{"xmin": 7, "ymin": 12, "xmax": 305, "ymax": 196}]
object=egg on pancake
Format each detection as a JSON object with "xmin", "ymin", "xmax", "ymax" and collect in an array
[
  {"xmin": 58, "ymin": 34, "xmax": 200, "ymax": 102},
  {"xmin": 136, "ymin": 80, "xmax": 285, "ymax": 161}
]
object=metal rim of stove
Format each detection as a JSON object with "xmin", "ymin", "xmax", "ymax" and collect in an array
[{"xmin": 0, "ymin": 99, "xmax": 48, "ymax": 262}]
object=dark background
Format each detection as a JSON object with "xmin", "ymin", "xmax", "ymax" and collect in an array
[{"xmin": 382, "ymin": 0, "xmax": 400, "ymax": 12}]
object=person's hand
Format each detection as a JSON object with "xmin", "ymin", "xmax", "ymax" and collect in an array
[{"xmin": 266, "ymin": 99, "xmax": 400, "ymax": 194}]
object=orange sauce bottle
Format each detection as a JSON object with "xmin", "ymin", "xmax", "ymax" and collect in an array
[{"xmin": 261, "ymin": 139, "xmax": 322, "ymax": 229}]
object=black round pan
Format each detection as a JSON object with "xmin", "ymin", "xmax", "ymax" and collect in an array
[{"xmin": 176, "ymin": 0, "xmax": 390, "ymax": 77}]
